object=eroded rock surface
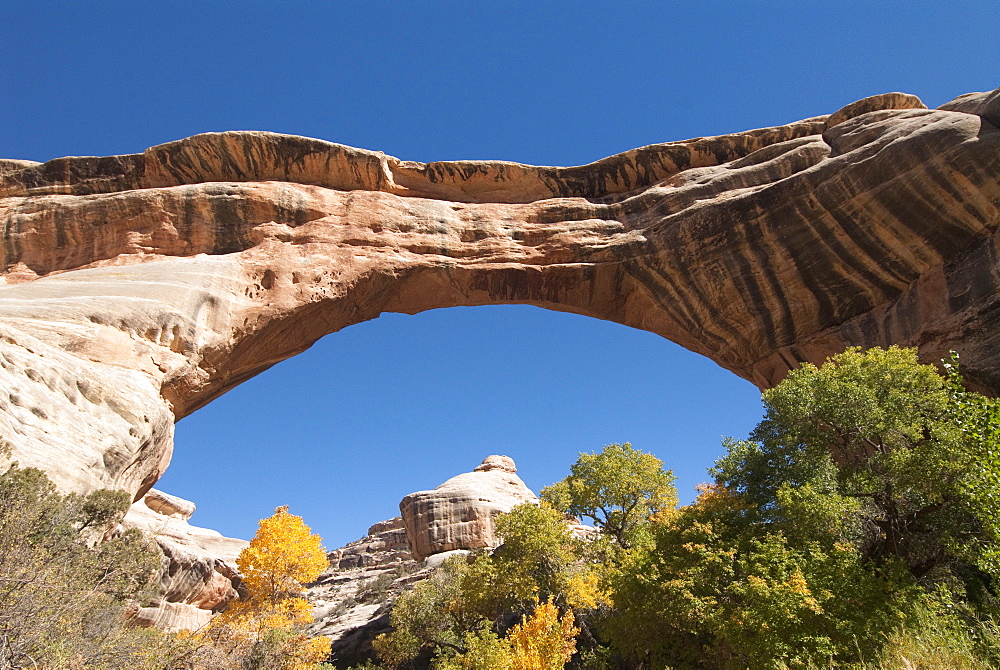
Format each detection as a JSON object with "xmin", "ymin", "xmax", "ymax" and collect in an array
[
  {"xmin": 124, "ymin": 489, "xmax": 247, "ymax": 631},
  {"xmin": 309, "ymin": 457, "xmax": 538, "ymax": 666},
  {"xmin": 400, "ymin": 455, "xmax": 537, "ymax": 562},
  {"xmin": 327, "ymin": 516, "xmax": 413, "ymax": 571},
  {"xmin": 308, "ymin": 517, "xmax": 422, "ymax": 666},
  {"xmin": 1, "ymin": 89, "xmax": 999, "ymax": 499}
]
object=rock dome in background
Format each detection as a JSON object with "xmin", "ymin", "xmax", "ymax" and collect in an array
[
  {"xmin": 311, "ymin": 455, "xmax": 540, "ymax": 663},
  {"xmin": 400, "ymin": 455, "xmax": 537, "ymax": 561}
]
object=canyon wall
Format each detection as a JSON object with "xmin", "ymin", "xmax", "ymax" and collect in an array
[{"xmin": 0, "ymin": 88, "xmax": 998, "ymax": 499}]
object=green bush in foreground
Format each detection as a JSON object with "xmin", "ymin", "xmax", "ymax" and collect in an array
[{"xmin": 0, "ymin": 444, "xmax": 181, "ymax": 669}]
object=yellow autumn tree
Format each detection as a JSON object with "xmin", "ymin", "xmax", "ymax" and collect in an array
[
  {"xmin": 432, "ymin": 599, "xmax": 578, "ymax": 670},
  {"xmin": 205, "ymin": 505, "xmax": 331, "ymax": 669},
  {"xmin": 508, "ymin": 599, "xmax": 578, "ymax": 670}
]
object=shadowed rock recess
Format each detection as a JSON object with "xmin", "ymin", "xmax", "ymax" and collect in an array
[{"xmin": 1, "ymin": 89, "xmax": 999, "ymax": 499}]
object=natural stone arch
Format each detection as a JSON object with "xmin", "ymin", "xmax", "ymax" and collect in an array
[{"xmin": 0, "ymin": 88, "xmax": 998, "ymax": 501}]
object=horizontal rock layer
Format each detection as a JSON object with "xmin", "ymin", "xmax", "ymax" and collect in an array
[
  {"xmin": 0, "ymin": 89, "xmax": 999, "ymax": 498},
  {"xmin": 124, "ymin": 489, "xmax": 247, "ymax": 632},
  {"xmin": 309, "ymin": 516, "xmax": 422, "ymax": 665},
  {"xmin": 327, "ymin": 516, "xmax": 413, "ymax": 571},
  {"xmin": 400, "ymin": 455, "xmax": 537, "ymax": 561}
]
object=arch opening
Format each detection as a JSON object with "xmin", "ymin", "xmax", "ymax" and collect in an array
[{"xmin": 156, "ymin": 304, "xmax": 764, "ymax": 547}]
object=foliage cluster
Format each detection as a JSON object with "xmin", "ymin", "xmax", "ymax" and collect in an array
[
  {"xmin": 0, "ymin": 449, "xmax": 335, "ymax": 670},
  {"xmin": 196, "ymin": 505, "xmax": 332, "ymax": 669},
  {"xmin": 366, "ymin": 443, "xmax": 672, "ymax": 670},
  {"xmin": 0, "ymin": 445, "xmax": 179, "ymax": 669},
  {"xmin": 370, "ymin": 502, "xmax": 592, "ymax": 670},
  {"xmin": 607, "ymin": 347, "xmax": 1000, "ymax": 669},
  {"xmin": 540, "ymin": 443, "xmax": 677, "ymax": 549},
  {"xmin": 5, "ymin": 344, "xmax": 1000, "ymax": 669},
  {"xmin": 366, "ymin": 347, "xmax": 1000, "ymax": 670}
]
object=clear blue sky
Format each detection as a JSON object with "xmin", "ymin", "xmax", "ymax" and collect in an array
[{"xmin": 3, "ymin": 2, "xmax": 997, "ymax": 548}]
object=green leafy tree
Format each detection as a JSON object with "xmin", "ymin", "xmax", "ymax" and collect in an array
[
  {"xmin": 713, "ymin": 346, "xmax": 1000, "ymax": 589},
  {"xmin": 486, "ymin": 502, "xmax": 582, "ymax": 612},
  {"xmin": 604, "ymin": 482, "xmax": 905, "ymax": 669},
  {"xmin": 0, "ymin": 444, "xmax": 180, "ymax": 669},
  {"xmin": 373, "ymin": 555, "xmax": 486, "ymax": 668},
  {"xmin": 432, "ymin": 600, "xmax": 578, "ymax": 670},
  {"xmin": 607, "ymin": 347, "xmax": 1000, "ymax": 668},
  {"xmin": 432, "ymin": 628, "xmax": 513, "ymax": 670},
  {"xmin": 374, "ymin": 503, "xmax": 598, "ymax": 669},
  {"xmin": 541, "ymin": 443, "xmax": 677, "ymax": 549}
]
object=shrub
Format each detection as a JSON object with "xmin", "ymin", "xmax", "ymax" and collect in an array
[{"xmin": 0, "ymin": 443, "xmax": 178, "ymax": 669}]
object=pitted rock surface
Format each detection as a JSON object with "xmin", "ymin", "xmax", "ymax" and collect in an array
[
  {"xmin": 474, "ymin": 454, "xmax": 517, "ymax": 473},
  {"xmin": 1, "ymin": 89, "xmax": 1000, "ymax": 498}
]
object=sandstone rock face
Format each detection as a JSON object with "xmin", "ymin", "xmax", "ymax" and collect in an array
[
  {"xmin": 327, "ymin": 516, "xmax": 413, "ymax": 570},
  {"xmin": 1, "ymin": 89, "xmax": 999, "ymax": 499},
  {"xmin": 124, "ymin": 489, "xmax": 247, "ymax": 631},
  {"xmin": 308, "ymin": 517, "xmax": 423, "ymax": 666},
  {"xmin": 308, "ymin": 458, "xmax": 587, "ymax": 666},
  {"xmin": 309, "ymin": 461, "xmax": 536, "ymax": 666},
  {"xmin": 143, "ymin": 488, "xmax": 198, "ymax": 518},
  {"xmin": 400, "ymin": 456, "xmax": 538, "ymax": 561}
]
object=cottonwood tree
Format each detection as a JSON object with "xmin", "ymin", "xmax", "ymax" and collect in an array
[
  {"xmin": 541, "ymin": 442, "xmax": 677, "ymax": 549},
  {"xmin": 433, "ymin": 600, "xmax": 578, "ymax": 670},
  {"xmin": 714, "ymin": 346, "xmax": 1000, "ymax": 585},
  {"xmin": 203, "ymin": 505, "xmax": 331, "ymax": 669},
  {"xmin": 608, "ymin": 347, "xmax": 1000, "ymax": 669}
]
